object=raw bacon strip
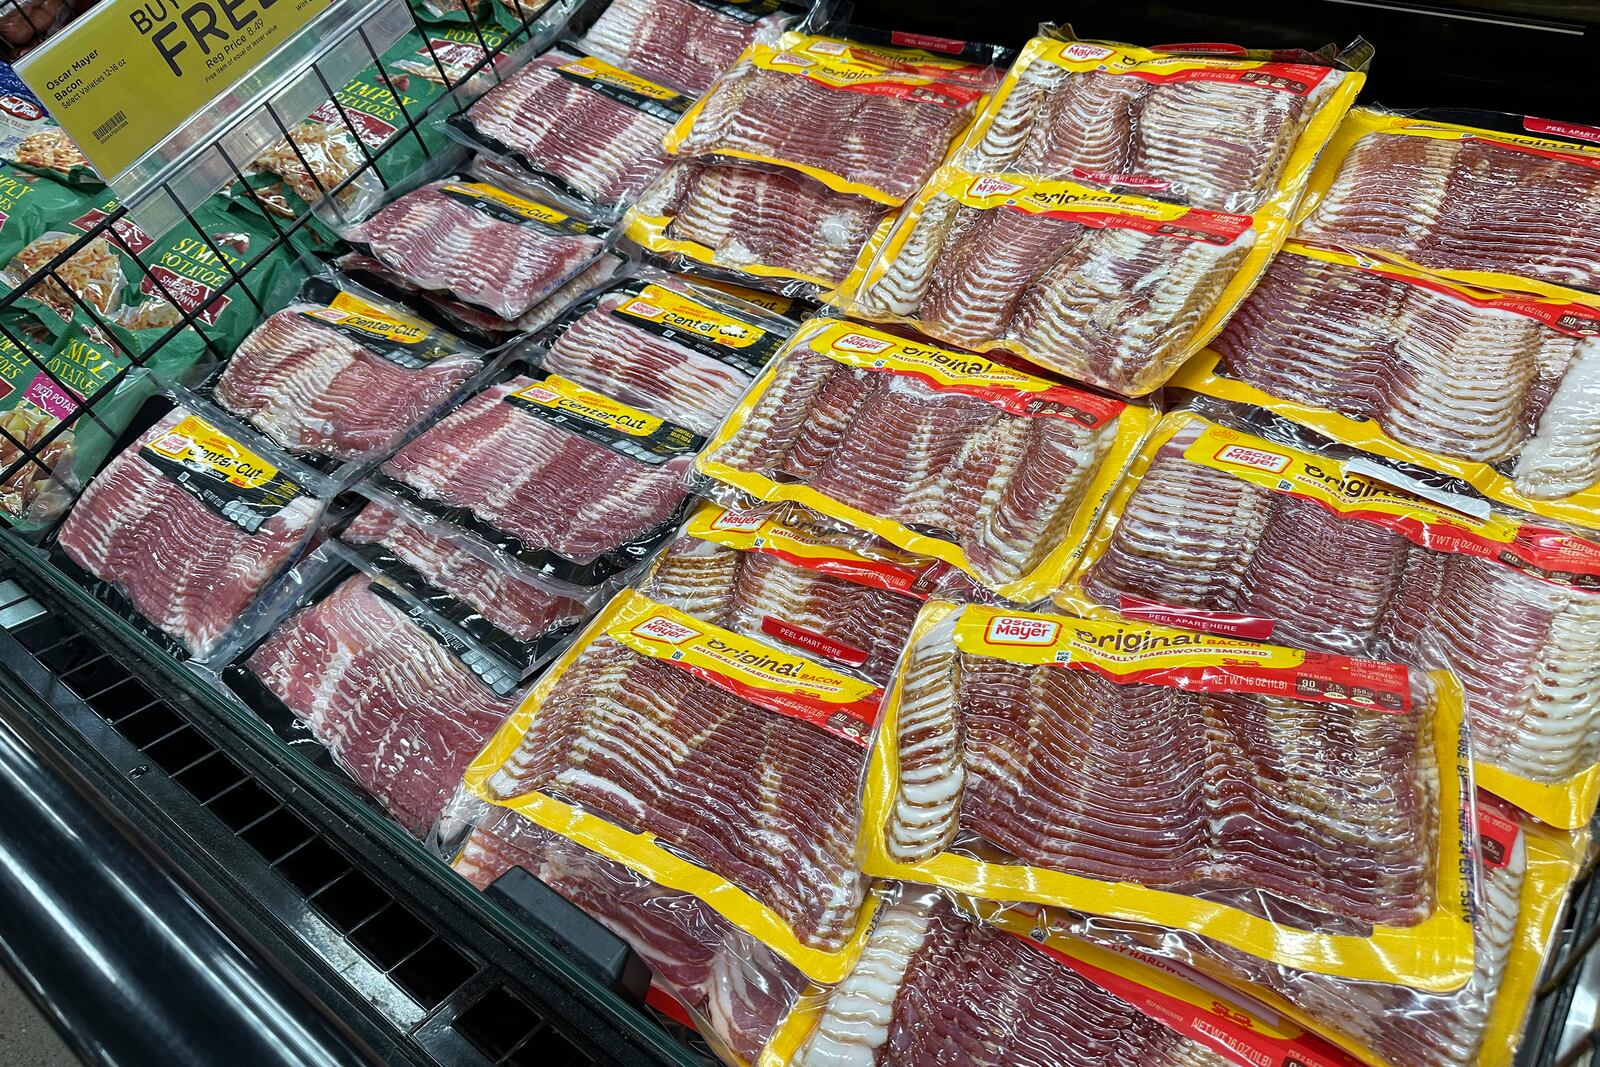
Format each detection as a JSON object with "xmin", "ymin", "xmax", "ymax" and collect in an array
[
  {"xmin": 1300, "ymin": 133, "xmax": 1600, "ymax": 293},
  {"xmin": 479, "ymin": 635, "xmax": 869, "ymax": 952},
  {"xmin": 794, "ymin": 894, "xmax": 1231, "ymax": 1067},
  {"xmin": 456, "ymin": 809, "xmax": 804, "ymax": 1063},
  {"xmin": 462, "ymin": 50, "xmax": 674, "ymax": 206},
  {"xmin": 679, "ymin": 59, "xmax": 976, "ymax": 203},
  {"xmin": 215, "ymin": 308, "xmax": 479, "ymax": 462},
  {"xmin": 57, "ymin": 410, "xmax": 320, "ymax": 658},
  {"xmin": 641, "ymin": 534, "xmax": 922, "ymax": 683},
  {"xmin": 858, "ymin": 191, "xmax": 1253, "ymax": 395},
  {"xmin": 248, "ymin": 576, "xmax": 519, "ymax": 835},
  {"xmin": 886, "ymin": 616, "xmax": 1440, "ymax": 927},
  {"xmin": 1082, "ymin": 422, "xmax": 1600, "ymax": 786},
  {"xmin": 708, "ymin": 347, "xmax": 1118, "ymax": 588},
  {"xmin": 346, "ymin": 180, "xmax": 605, "ymax": 320},
  {"xmin": 578, "ymin": 0, "xmax": 790, "ymax": 94},
  {"xmin": 1213, "ymin": 252, "xmax": 1571, "ymax": 465},
  {"xmin": 1517, "ymin": 339, "xmax": 1600, "ymax": 499},
  {"xmin": 381, "ymin": 376, "xmax": 691, "ymax": 565},
  {"xmin": 1013, "ymin": 71, "xmax": 1143, "ymax": 179},
  {"xmin": 342, "ymin": 502, "xmax": 589, "ymax": 643},
  {"xmin": 640, "ymin": 162, "xmax": 889, "ymax": 290},
  {"xmin": 538, "ymin": 290, "xmax": 761, "ymax": 436}
]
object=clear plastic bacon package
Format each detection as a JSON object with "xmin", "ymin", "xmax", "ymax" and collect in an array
[
  {"xmin": 458, "ymin": 587, "xmax": 884, "ymax": 985},
  {"xmin": 1061, "ymin": 406, "xmax": 1600, "ymax": 829},
  {"xmin": 450, "ymin": 805, "xmax": 807, "ymax": 1066},
  {"xmin": 761, "ymin": 883, "xmax": 1368, "ymax": 1067},
  {"xmin": 203, "ymin": 274, "xmax": 491, "ymax": 473},
  {"xmin": 694, "ymin": 317, "xmax": 1154, "ymax": 604},
  {"xmin": 49, "ymin": 388, "xmax": 335, "ymax": 663},
  {"xmin": 638, "ymin": 501, "xmax": 947, "ymax": 685},
  {"xmin": 219, "ymin": 543, "xmax": 535, "ymax": 839},
  {"xmin": 862, "ymin": 599, "xmax": 1475, "ymax": 989},
  {"xmin": 1173, "ymin": 241, "xmax": 1600, "ymax": 529},
  {"xmin": 573, "ymin": 0, "xmax": 801, "ymax": 95},
  {"xmin": 950, "ymin": 28, "xmax": 1366, "ymax": 218},
  {"xmin": 662, "ymin": 31, "xmax": 996, "ymax": 207},
  {"xmin": 367, "ymin": 365, "xmax": 699, "ymax": 586},
  {"xmin": 445, "ymin": 43, "xmax": 690, "ymax": 219},
  {"xmin": 514, "ymin": 268, "xmax": 796, "ymax": 436},
  {"xmin": 339, "ymin": 167, "xmax": 614, "ymax": 322},
  {"xmin": 625, "ymin": 158, "xmax": 897, "ymax": 300},
  {"xmin": 840, "ymin": 165, "xmax": 1279, "ymax": 396},
  {"xmin": 1017, "ymin": 793, "xmax": 1589, "ymax": 1067},
  {"xmin": 1295, "ymin": 107, "xmax": 1600, "ymax": 303}
]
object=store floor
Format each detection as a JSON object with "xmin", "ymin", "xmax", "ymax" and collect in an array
[{"xmin": 0, "ymin": 968, "xmax": 75, "ymax": 1065}]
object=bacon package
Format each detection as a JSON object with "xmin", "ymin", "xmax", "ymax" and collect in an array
[
  {"xmin": 455, "ymin": 808, "xmax": 806, "ymax": 1065},
  {"xmin": 1174, "ymin": 242, "xmax": 1600, "ymax": 526},
  {"xmin": 664, "ymin": 33, "xmax": 992, "ymax": 206},
  {"xmin": 640, "ymin": 503, "xmax": 939, "ymax": 684},
  {"xmin": 954, "ymin": 33, "xmax": 1362, "ymax": 216},
  {"xmin": 341, "ymin": 174, "xmax": 610, "ymax": 321},
  {"xmin": 518, "ymin": 271, "xmax": 794, "ymax": 436},
  {"xmin": 460, "ymin": 588, "xmax": 883, "ymax": 982},
  {"xmin": 696, "ymin": 319, "xmax": 1152, "ymax": 602},
  {"xmin": 845, "ymin": 168, "xmax": 1272, "ymax": 396},
  {"xmin": 1295, "ymin": 109, "xmax": 1600, "ymax": 301},
  {"xmin": 373, "ymin": 372, "xmax": 697, "ymax": 584},
  {"xmin": 626, "ymin": 160, "xmax": 895, "ymax": 298},
  {"xmin": 54, "ymin": 401, "xmax": 330, "ymax": 660},
  {"xmin": 449, "ymin": 47, "xmax": 688, "ymax": 215},
  {"xmin": 212, "ymin": 280, "xmax": 485, "ymax": 466},
  {"xmin": 863, "ymin": 600, "xmax": 1472, "ymax": 988},
  {"xmin": 1064, "ymin": 409, "xmax": 1600, "ymax": 828},
  {"xmin": 575, "ymin": 0, "xmax": 796, "ymax": 94}
]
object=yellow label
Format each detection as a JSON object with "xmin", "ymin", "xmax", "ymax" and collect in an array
[
  {"xmin": 508, "ymin": 376, "xmax": 664, "ymax": 438},
  {"xmin": 305, "ymin": 292, "xmax": 432, "ymax": 345},
  {"xmin": 696, "ymin": 278, "xmax": 796, "ymax": 316},
  {"xmin": 861, "ymin": 601, "xmax": 1475, "ymax": 990},
  {"xmin": 687, "ymin": 503, "xmax": 928, "ymax": 573},
  {"xmin": 556, "ymin": 54, "xmax": 681, "ymax": 101},
  {"xmin": 145, "ymin": 414, "xmax": 280, "ymax": 489},
  {"xmin": 462, "ymin": 589, "xmax": 880, "ymax": 983},
  {"xmin": 16, "ymin": 0, "xmax": 336, "ymax": 179},
  {"xmin": 944, "ymin": 171, "xmax": 1252, "ymax": 228},
  {"xmin": 615, "ymin": 284, "xmax": 769, "ymax": 349},
  {"xmin": 441, "ymin": 181, "xmax": 571, "ymax": 225}
]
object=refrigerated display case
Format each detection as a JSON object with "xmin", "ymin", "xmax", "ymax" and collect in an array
[{"xmin": 0, "ymin": 0, "xmax": 1596, "ymax": 1064}]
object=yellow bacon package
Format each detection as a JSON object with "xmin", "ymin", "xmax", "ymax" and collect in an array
[
  {"xmin": 952, "ymin": 34, "xmax": 1364, "ymax": 220},
  {"xmin": 1296, "ymin": 108, "xmax": 1600, "ymax": 304},
  {"xmin": 862, "ymin": 599, "xmax": 1474, "ymax": 989},
  {"xmin": 461, "ymin": 588, "xmax": 881, "ymax": 983},
  {"xmin": 1062, "ymin": 409, "xmax": 1600, "ymax": 829},
  {"xmin": 1173, "ymin": 241, "xmax": 1600, "ymax": 529},
  {"xmin": 664, "ymin": 33, "xmax": 992, "ymax": 206},
  {"xmin": 839, "ymin": 166, "xmax": 1285, "ymax": 396},
  {"xmin": 694, "ymin": 318, "xmax": 1153, "ymax": 602}
]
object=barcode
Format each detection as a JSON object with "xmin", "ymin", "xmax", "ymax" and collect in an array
[{"xmin": 91, "ymin": 110, "xmax": 127, "ymax": 144}]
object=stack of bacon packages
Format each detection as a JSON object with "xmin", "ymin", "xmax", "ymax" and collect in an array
[
  {"xmin": 627, "ymin": 30, "xmax": 1007, "ymax": 299},
  {"xmin": 836, "ymin": 27, "xmax": 1366, "ymax": 396}
]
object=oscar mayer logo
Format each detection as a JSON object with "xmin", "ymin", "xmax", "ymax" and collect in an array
[
  {"xmin": 832, "ymin": 331, "xmax": 895, "ymax": 354},
  {"xmin": 620, "ymin": 298, "xmax": 663, "ymax": 318},
  {"xmin": 771, "ymin": 52, "xmax": 816, "ymax": 68},
  {"xmin": 517, "ymin": 385, "xmax": 561, "ymax": 405},
  {"xmin": 1214, "ymin": 442, "xmax": 1290, "ymax": 473},
  {"xmin": 632, "ymin": 614, "xmax": 702, "ymax": 644},
  {"xmin": 709, "ymin": 509, "xmax": 767, "ymax": 533},
  {"xmin": 969, "ymin": 175, "xmax": 1025, "ymax": 198},
  {"xmin": 1062, "ymin": 43, "xmax": 1116, "ymax": 62},
  {"xmin": 985, "ymin": 615, "xmax": 1061, "ymax": 646}
]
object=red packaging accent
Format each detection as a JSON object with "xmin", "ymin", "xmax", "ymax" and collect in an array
[
  {"xmin": 645, "ymin": 982, "xmax": 697, "ymax": 1029},
  {"xmin": 1477, "ymin": 800, "xmax": 1523, "ymax": 871},
  {"xmin": 1346, "ymin": 257, "xmax": 1600, "ymax": 337},
  {"xmin": 1011, "ymin": 202, "xmax": 1253, "ymax": 243},
  {"xmin": 1070, "ymin": 167, "xmax": 1174, "ymax": 193},
  {"xmin": 1152, "ymin": 41, "xmax": 1248, "ymax": 56},
  {"xmin": 310, "ymin": 100, "xmax": 397, "ymax": 148},
  {"xmin": 140, "ymin": 267, "xmax": 230, "ymax": 325},
  {"xmin": 657, "ymin": 658, "xmax": 883, "ymax": 747},
  {"xmin": 889, "ymin": 31, "xmax": 969, "ymax": 55},
  {"xmin": 1067, "ymin": 652, "xmax": 1412, "ymax": 714},
  {"xmin": 70, "ymin": 208, "xmax": 154, "ymax": 255},
  {"xmin": 1126, "ymin": 61, "xmax": 1334, "ymax": 96},
  {"xmin": 800, "ymin": 74, "xmax": 984, "ymax": 109},
  {"xmin": 761, "ymin": 616, "xmax": 871, "ymax": 667},
  {"xmin": 757, "ymin": 544, "xmax": 931, "ymax": 598},
  {"xmin": 1030, "ymin": 937, "xmax": 1371, "ymax": 1067},
  {"xmin": 1525, "ymin": 116, "xmax": 1600, "ymax": 145},
  {"xmin": 1469, "ymin": 135, "xmax": 1600, "ymax": 171},
  {"xmin": 0, "ymin": 94, "xmax": 43, "ymax": 121},
  {"xmin": 1117, "ymin": 594, "xmax": 1277, "ymax": 640},
  {"xmin": 844, "ymin": 353, "xmax": 1127, "ymax": 428},
  {"xmin": 22, "ymin": 373, "xmax": 79, "ymax": 419},
  {"xmin": 1326, "ymin": 505, "xmax": 1600, "ymax": 587}
]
